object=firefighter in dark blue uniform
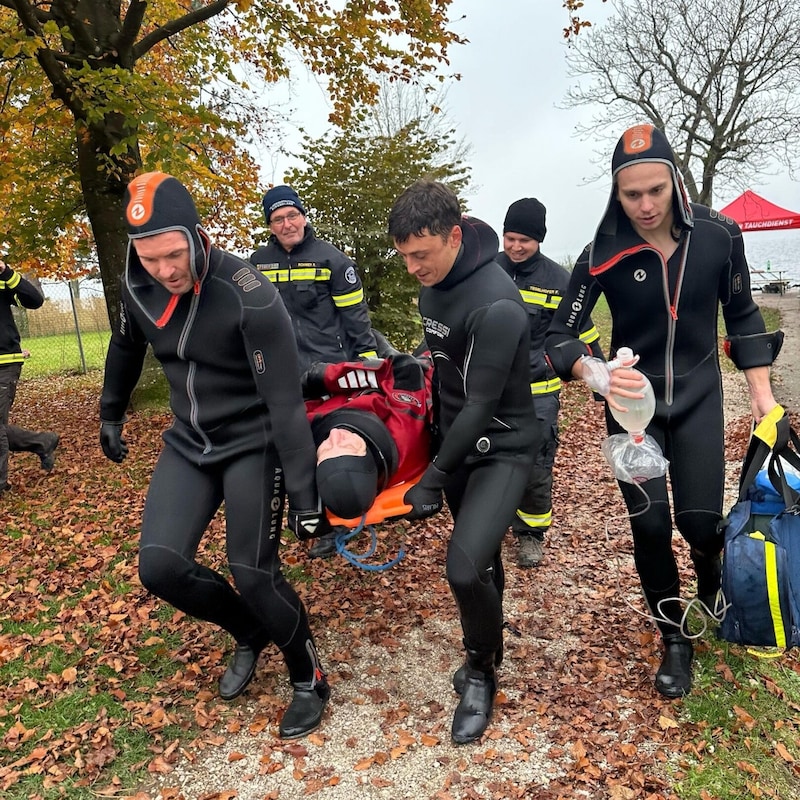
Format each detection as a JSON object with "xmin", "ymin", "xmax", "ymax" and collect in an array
[
  {"xmin": 250, "ymin": 185, "xmax": 378, "ymax": 559},
  {"xmin": 0, "ymin": 264, "xmax": 59, "ymax": 492},
  {"xmin": 497, "ymin": 197, "xmax": 602, "ymax": 567}
]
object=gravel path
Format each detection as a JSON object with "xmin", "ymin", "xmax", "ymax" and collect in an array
[{"xmin": 754, "ymin": 292, "xmax": 800, "ymax": 411}]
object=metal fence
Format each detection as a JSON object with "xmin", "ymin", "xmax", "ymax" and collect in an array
[{"xmin": 14, "ymin": 278, "xmax": 111, "ymax": 378}]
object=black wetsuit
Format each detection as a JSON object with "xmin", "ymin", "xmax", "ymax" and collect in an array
[
  {"xmin": 101, "ymin": 186, "xmax": 323, "ymax": 684},
  {"xmin": 546, "ymin": 204, "xmax": 768, "ymax": 625},
  {"xmin": 421, "ymin": 217, "xmax": 540, "ymax": 654}
]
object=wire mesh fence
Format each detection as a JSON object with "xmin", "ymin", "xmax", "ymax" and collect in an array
[{"xmin": 15, "ymin": 278, "xmax": 111, "ymax": 378}]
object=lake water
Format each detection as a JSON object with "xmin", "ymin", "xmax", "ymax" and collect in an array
[{"xmin": 743, "ymin": 229, "xmax": 800, "ymax": 288}]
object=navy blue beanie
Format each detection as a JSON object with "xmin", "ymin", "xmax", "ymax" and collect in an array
[{"xmin": 262, "ymin": 185, "xmax": 306, "ymax": 224}]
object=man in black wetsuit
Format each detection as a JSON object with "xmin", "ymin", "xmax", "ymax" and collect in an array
[
  {"xmin": 388, "ymin": 180, "xmax": 540, "ymax": 744},
  {"xmin": 99, "ymin": 172, "xmax": 331, "ymax": 739},
  {"xmin": 546, "ymin": 124, "xmax": 780, "ymax": 698}
]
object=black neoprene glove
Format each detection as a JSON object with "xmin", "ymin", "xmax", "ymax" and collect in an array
[
  {"xmin": 100, "ymin": 421, "xmax": 128, "ymax": 463},
  {"xmin": 0, "ymin": 264, "xmax": 13, "ymax": 283},
  {"xmin": 301, "ymin": 362, "xmax": 330, "ymax": 398},
  {"xmin": 287, "ymin": 500, "xmax": 333, "ymax": 541},
  {"xmin": 403, "ymin": 463, "xmax": 448, "ymax": 521}
]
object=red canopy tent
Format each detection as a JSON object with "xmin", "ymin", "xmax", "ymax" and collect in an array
[{"xmin": 719, "ymin": 189, "xmax": 800, "ymax": 232}]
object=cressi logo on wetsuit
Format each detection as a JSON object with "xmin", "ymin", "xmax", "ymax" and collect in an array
[{"xmin": 423, "ymin": 316, "xmax": 450, "ymax": 340}]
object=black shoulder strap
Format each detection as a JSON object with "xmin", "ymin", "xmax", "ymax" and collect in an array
[
  {"xmin": 738, "ymin": 405, "xmax": 788, "ymax": 499},
  {"xmin": 738, "ymin": 405, "xmax": 800, "ymax": 508},
  {"xmin": 767, "ymin": 423, "xmax": 800, "ymax": 508}
]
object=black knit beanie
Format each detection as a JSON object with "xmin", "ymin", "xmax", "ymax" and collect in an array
[
  {"xmin": 262, "ymin": 185, "xmax": 306, "ymax": 224},
  {"xmin": 316, "ymin": 452, "xmax": 379, "ymax": 520},
  {"xmin": 503, "ymin": 198, "xmax": 547, "ymax": 242}
]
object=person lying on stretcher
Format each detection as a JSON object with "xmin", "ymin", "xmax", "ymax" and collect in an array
[{"xmin": 303, "ymin": 352, "xmax": 435, "ymax": 536}]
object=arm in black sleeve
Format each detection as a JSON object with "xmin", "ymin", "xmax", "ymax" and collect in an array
[
  {"xmin": 99, "ymin": 296, "xmax": 148, "ymax": 422},
  {"xmin": 329, "ymin": 250, "xmax": 378, "ymax": 360},
  {"xmin": 0, "ymin": 265, "xmax": 44, "ymax": 310},
  {"xmin": 719, "ymin": 220, "xmax": 768, "ymax": 337},
  {"xmin": 546, "ymin": 251, "xmax": 603, "ymax": 380},
  {"xmin": 243, "ymin": 286, "xmax": 319, "ymax": 511}
]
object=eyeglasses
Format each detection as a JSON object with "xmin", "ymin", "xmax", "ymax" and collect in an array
[{"xmin": 270, "ymin": 211, "xmax": 303, "ymax": 227}]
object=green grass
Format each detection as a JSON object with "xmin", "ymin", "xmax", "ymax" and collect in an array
[
  {"xmin": 2, "ymin": 688, "xmax": 188, "ymax": 800},
  {"xmin": 672, "ymin": 642, "xmax": 800, "ymax": 798},
  {"xmin": 19, "ymin": 330, "xmax": 111, "ymax": 376}
]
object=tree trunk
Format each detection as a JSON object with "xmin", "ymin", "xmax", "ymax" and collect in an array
[{"xmin": 75, "ymin": 119, "xmax": 141, "ymax": 330}]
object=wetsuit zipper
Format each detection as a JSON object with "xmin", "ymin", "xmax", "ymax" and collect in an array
[{"xmin": 177, "ymin": 284, "xmax": 213, "ymax": 454}]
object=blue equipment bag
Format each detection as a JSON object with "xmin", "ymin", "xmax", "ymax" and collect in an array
[{"xmin": 719, "ymin": 406, "xmax": 800, "ymax": 648}]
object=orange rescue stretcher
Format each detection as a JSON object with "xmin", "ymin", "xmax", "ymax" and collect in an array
[{"xmin": 326, "ymin": 474, "xmax": 421, "ymax": 528}]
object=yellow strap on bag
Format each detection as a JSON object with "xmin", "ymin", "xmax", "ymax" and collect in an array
[{"xmin": 753, "ymin": 404, "xmax": 786, "ymax": 448}]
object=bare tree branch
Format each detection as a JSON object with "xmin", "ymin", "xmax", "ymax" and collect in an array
[{"xmin": 562, "ymin": 0, "xmax": 800, "ymax": 205}]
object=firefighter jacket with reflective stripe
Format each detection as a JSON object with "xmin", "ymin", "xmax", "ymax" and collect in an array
[
  {"xmin": 250, "ymin": 227, "xmax": 377, "ymax": 372},
  {"xmin": 0, "ymin": 267, "xmax": 44, "ymax": 366},
  {"xmin": 496, "ymin": 250, "xmax": 601, "ymax": 395}
]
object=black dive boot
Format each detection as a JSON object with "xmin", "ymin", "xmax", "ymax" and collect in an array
[
  {"xmin": 690, "ymin": 547, "xmax": 723, "ymax": 616},
  {"xmin": 279, "ymin": 638, "xmax": 330, "ymax": 739},
  {"xmin": 655, "ymin": 634, "xmax": 693, "ymax": 698},
  {"xmin": 451, "ymin": 648, "xmax": 497, "ymax": 744},
  {"xmin": 452, "ymin": 639, "xmax": 503, "ymax": 694},
  {"xmin": 643, "ymin": 585, "xmax": 694, "ymax": 698},
  {"xmin": 279, "ymin": 677, "xmax": 330, "ymax": 739},
  {"xmin": 219, "ymin": 632, "xmax": 270, "ymax": 700}
]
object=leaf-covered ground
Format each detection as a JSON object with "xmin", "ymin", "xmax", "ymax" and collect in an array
[{"xmin": 1, "ymin": 371, "xmax": 799, "ymax": 800}]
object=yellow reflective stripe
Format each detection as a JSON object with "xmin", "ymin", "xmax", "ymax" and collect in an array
[
  {"xmin": 519, "ymin": 289, "xmax": 560, "ymax": 310},
  {"xmin": 359, "ymin": 350, "xmax": 378, "ymax": 360},
  {"xmin": 259, "ymin": 268, "xmax": 332, "ymax": 283},
  {"xmin": 754, "ymin": 404, "xmax": 785, "ymax": 448},
  {"xmin": 579, "ymin": 326, "xmax": 600, "ymax": 344},
  {"xmin": 763, "ymin": 539, "xmax": 787, "ymax": 649},
  {"xmin": 531, "ymin": 378, "xmax": 561, "ymax": 395},
  {"xmin": 0, "ymin": 270, "xmax": 20, "ymax": 291},
  {"xmin": 0, "ymin": 353, "xmax": 25, "ymax": 364},
  {"xmin": 749, "ymin": 531, "xmax": 788, "ymax": 648},
  {"xmin": 333, "ymin": 288, "xmax": 365, "ymax": 308},
  {"xmin": 515, "ymin": 509, "xmax": 552, "ymax": 528}
]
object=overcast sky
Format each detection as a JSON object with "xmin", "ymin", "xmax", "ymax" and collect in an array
[{"xmin": 259, "ymin": 0, "xmax": 799, "ymax": 264}]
